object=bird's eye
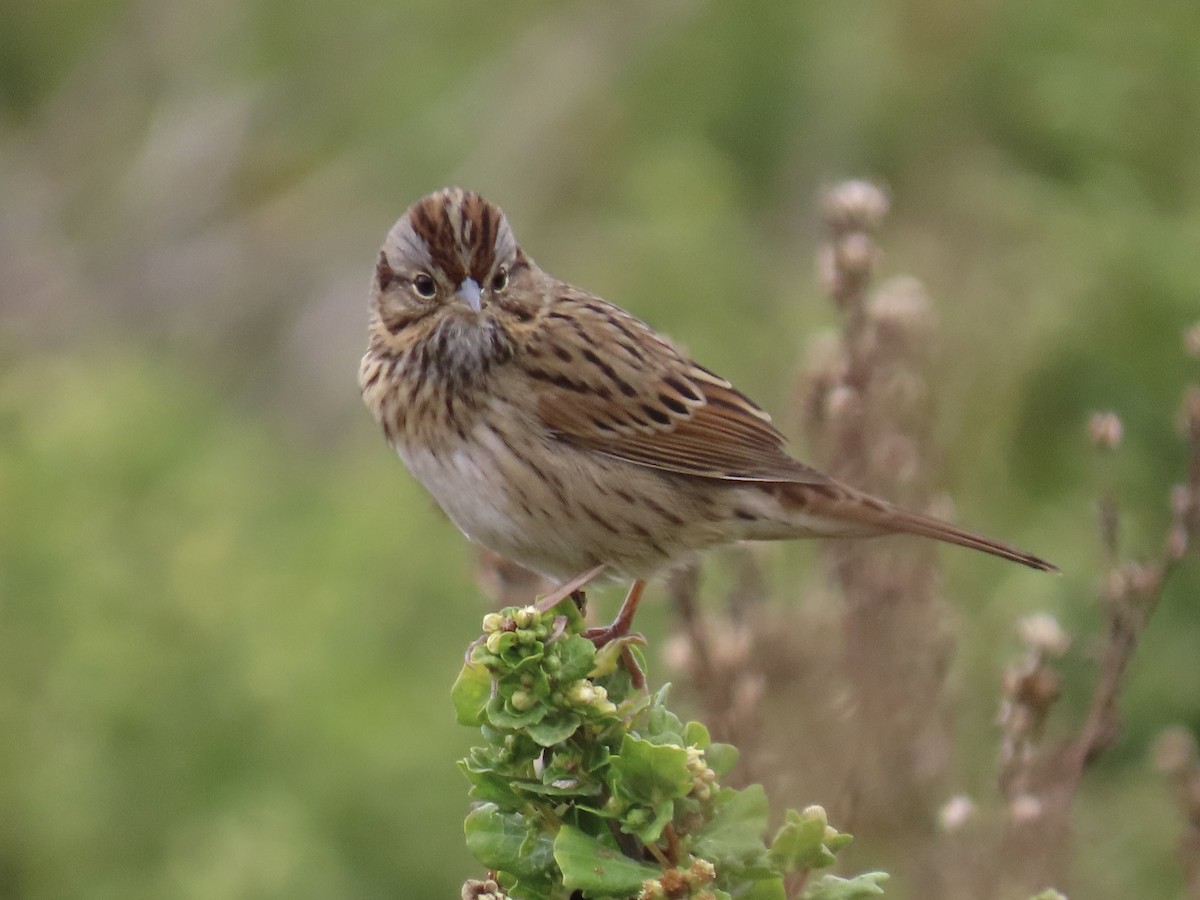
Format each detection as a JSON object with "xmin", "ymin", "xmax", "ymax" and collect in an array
[
  {"xmin": 412, "ymin": 273, "xmax": 437, "ymax": 299},
  {"xmin": 491, "ymin": 267, "xmax": 509, "ymax": 292}
]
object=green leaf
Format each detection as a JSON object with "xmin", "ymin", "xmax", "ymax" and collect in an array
[
  {"xmin": 624, "ymin": 798, "xmax": 676, "ymax": 845},
  {"xmin": 555, "ymin": 634, "xmax": 597, "ymax": 682},
  {"xmin": 451, "ymin": 662, "xmax": 492, "ymax": 726},
  {"xmin": 693, "ymin": 785, "xmax": 771, "ymax": 871},
  {"xmin": 608, "ymin": 734, "xmax": 694, "ymax": 807},
  {"xmin": 554, "ymin": 824, "xmax": 661, "ymax": 895},
  {"xmin": 769, "ymin": 809, "xmax": 833, "ymax": 872},
  {"xmin": 488, "ymin": 630, "xmax": 520, "ymax": 658},
  {"xmin": 526, "ymin": 711, "xmax": 583, "ymax": 747},
  {"xmin": 800, "ymin": 872, "xmax": 888, "ymax": 899},
  {"xmin": 464, "ymin": 804, "xmax": 556, "ymax": 881},
  {"xmin": 769, "ymin": 806, "xmax": 852, "ymax": 873},
  {"xmin": 685, "ymin": 720, "xmax": 711, "ymax": 749},
  {"xmin": 641, "ymin": 686, "xmax": 687, "ymax": 744},
  {"xmin": 541, "ymin": 594, "xmax": 587, "ymax": 632},
  {"xmin": 733, "ymin": 874, "xmax": 787, "ymax": 900},
  {"xmin": 705, "ymin": 742, "xmax": 740, "ymax": 778},
  {"xmin": 460, "ymin": 763, "xmax": 524, "ymax": 808},
  {"xmin": 519, "ymin": 776, "xmax": 604, "ymax": 798},
  {"xmin": 590, "ymin": 639, "xmax": 629, "ymax": 679},
  {"xmin": 485, "ymin": 690, "xmax": 549, "ymax": 729}
]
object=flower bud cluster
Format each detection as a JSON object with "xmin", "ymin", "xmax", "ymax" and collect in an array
[
  {"xmin": 637, "ymin": 857, "xmax": 718, "ymax": 899},
  {"xmin": 685, "ymin": 746, "xmax": 719, "ymax": 802},
  {"xmin": 1185, "ymin": 321, "xmax": 1200, "ymax": 360},
  {"xmin": 481, "ymin": 606, "xmax": 551, "ymax": 656},
  {"xmin": 800, "ymin": 804, "xmax": 844, "ymax": 849},
  {"xmin": 1088, "ymin": 410, "xmax": 1124, "ymax": 451},
  {"xmin": 818, "ymin": 180, "xmax": 889, "ymax": 310},
  {"xmin": 937, "ymin": 794, "xmax": 976, "ymax": 832},
  {"xmin": 468, "ymin": 603, "xmax": 619, "ymax": 754},
  {"xmin": 563, "ymin": 679, "xmax": 617, "ymax": 715},
  {"xmin": 998, "ymin": 613, "xmax": 1071, "ymax": 804},
  {"xmin": 460, "ymin": 877, "xmax": 509, "ymax": 900}
]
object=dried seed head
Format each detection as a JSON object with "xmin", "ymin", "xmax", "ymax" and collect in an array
[
  {"xmin": 661, "ymin": 633, "xmax": 695, "ymax": 674},
  {"xmin": 1171, "ymin": 484, "xmax": 1195, "ymax": 519},
  {"xmin": 872, "ymin": 433, "xmax": 921, "ymax": 486},
  {"xmin": 938, "ymin": 795, "xmax": 976, "ymax": 831},
  {"xmin": 1184, "ymin": 322, "xmax": 1200, "ymax": 360},
  {"xmin": 1179, "ymin": 385, "xmax": 1200, "ymax": 439},
  {"xmin": 1014, "ymin": 667, "xmax": 1062, "ymax": 712},
  {"xmin": 1019, "ymin": 613, "xmax": 1071, "ymax": 658},
  {"xmin": 461, "ymin": 878, "xmax": 508, "ymax": 900},
  {"xmin": 868, "ymin": 276, "xmax": 936, "ymax": 343},
  {"xmin": 1105, "ymin": 567, "xmax": 1129, "ymax": 602},
  {"xmin": 835, "ymin": 232, "xmax": 878, "ymax": 279},
  {"xmin": 822, "ymin": 180, "xmax": 890, "ymax": 234},
  {"xmin": 710, "ymin": 622, "xmax": 752, "ymax": 669},
  {"xmin": 733, "ymin": 673, "xmax": 766, "ymax": 715},
  {"xmin": 825, "ymin": 384, "xmax": 861, "ymax": 422},
  {"xmin": 816, "ymin": 243, "xmax": 841, "ymax": 299},
  {"xmin": 1088, "ymin": 411, "xmax": 1123, "ymax": 451},
  {"xmin": 687, "ymin": 858, "xmax": 717, "ymax": 885},
  {"xmin": 1009, "ymin": 793, "xmax": 1043, "ymax": 823},
  {"xmin": 1152, "ymin": 726, "xmax": 1197, "ymax": 777},
  {"xmin": 658, "ymin": 868, "xmax": 688, "ymax": 894},
  {"xmin": 1124, "ymin": 561, "xmax": 1161, "ymax": 598},
  {"xmin": 1167, "ymin": 526, "xmax": 1189, "ymax": 561},
  {"xmin": 806, "ymin": 331, "xmax": 848, "ymax": 382}
]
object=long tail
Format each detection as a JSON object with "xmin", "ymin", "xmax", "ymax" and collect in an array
[
  {"xmin": 783, "ymin": 481, "xmax": 1059, "ymax": 573},
  {"xmin": 871, "ymin": 503, "xmax": 1058, "ymax": 572}
]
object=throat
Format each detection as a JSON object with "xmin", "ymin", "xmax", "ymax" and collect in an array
[
  {"xmin": 363, "ymin": 312, "xmax": 514, "ymax": 451},
  {"xmin": 425, "ymin": 316, "xmax": 514, "ymax": 387}
]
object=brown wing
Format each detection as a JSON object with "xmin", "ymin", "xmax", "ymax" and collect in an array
[{"xmin": 523, "ymin": 293, "xmax": 829, "ymax": 484}]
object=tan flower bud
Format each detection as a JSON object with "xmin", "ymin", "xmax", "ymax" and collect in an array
[
  {"xmin": 687, "ymin": 858, "xmax": 717, "ymax": 885},
  {"xmin": 822, "ymin": 180, "xmax": 890, "ymax": 233},
  {"xmin": 1009, "ymin": 794, "xmax": 1043, "ymax": 823},
  {"xmin": 938, "ymin": 794, "xmax": 976, "ymax": 831},
  {"xmin": 1088, "ymin": 411, "xmax": 1123, "ymax": 451},
  {"xmin": 1018, "ymin": 613, "xmax": 1071, "ymax": 658},
  {"xmin": 1152, "ymin": 726, "xmax": 1197, "ymax": 776},
  {"xmin": 1184, "ymin": 322, "xmax": 1200, "ymax": 359}
]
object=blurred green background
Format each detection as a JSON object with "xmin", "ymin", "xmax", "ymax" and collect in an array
[{"xmin": 2, "ymin": 0, "xmax": 1199, "ymax": 897}]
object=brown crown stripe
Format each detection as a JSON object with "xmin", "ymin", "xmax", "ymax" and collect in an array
[{"xmin": 407, "ymin": 189, "xmax": 502, "ymax": 287}]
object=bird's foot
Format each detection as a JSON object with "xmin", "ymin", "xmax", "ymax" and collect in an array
[
  {"xmin": 533, "ymin": 563, "xmax": 607, "ymax": 614},
  {"xmin": 582, "ymin": 579, "xmax": 648, "ymax": 688}
]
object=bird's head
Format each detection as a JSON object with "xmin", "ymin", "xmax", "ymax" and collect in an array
[{"xmin": 369, "ymin": 189, "xmax": 544, "ymax": 375}]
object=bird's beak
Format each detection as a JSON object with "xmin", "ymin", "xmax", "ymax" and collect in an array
[{"xmin": 456, "ymin": 278, "xmax": 482, "ymax": 313}]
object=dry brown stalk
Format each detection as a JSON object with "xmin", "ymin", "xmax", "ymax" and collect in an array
[{"xmin": 991, "ymin": 353, "xmax": 1200, "ymax": 896}]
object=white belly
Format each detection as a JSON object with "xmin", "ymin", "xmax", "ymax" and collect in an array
[{"xmin": 396, "ymin": 426, "xmax": 602, "ymax": 579}]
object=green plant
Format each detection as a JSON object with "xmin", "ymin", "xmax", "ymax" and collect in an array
[{"xmin": 452, "ymin": 599, "xmax": 888, "ymax": 900}]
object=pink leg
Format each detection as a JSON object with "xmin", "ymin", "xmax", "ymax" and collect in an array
[
  {"xmin": 533, "ymin": 563, "xmax": 608, "ymax": 613},
  {"xmin": 584, "ymin": 579, "xmax": 646, "ymax": 647},
  {"xmin": 581, "ymin": 580, "xmax": 648, "ymax": 690}
]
